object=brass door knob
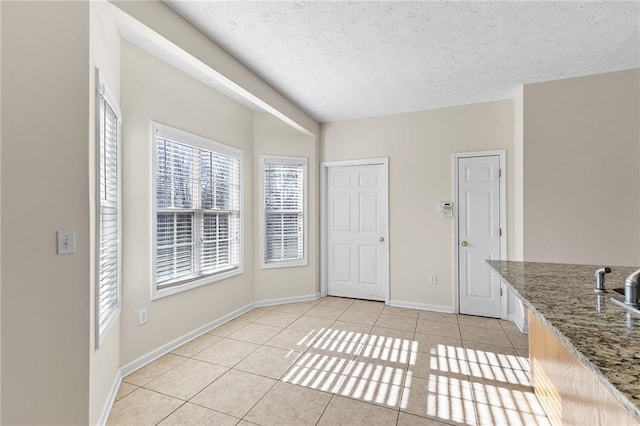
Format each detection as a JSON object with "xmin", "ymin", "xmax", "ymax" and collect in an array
[
  {"xmin": 461, "ymin": 240, "xmax": 468, "ymax": 247},
  {"xmin": 379, "ymin": 237, "xmax": 385, "ymax": 242}
]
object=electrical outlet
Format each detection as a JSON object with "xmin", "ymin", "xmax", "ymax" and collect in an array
[
  {"xmin": 428, "ymin": 274, "xmax": 438, "ymax": 285},
  {"xmin": 138, "ymin": 308, "xmax": 148, "ymax": 326}
]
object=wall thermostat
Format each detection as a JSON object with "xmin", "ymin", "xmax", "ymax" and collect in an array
[{"xmin": 439, "ymin": 201, "xmax": 454, "ymax": 218}]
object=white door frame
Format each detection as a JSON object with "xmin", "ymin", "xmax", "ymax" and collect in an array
[
  {"xmin": 320, "ymin": 158, "xmax": 390, "ymax": 304},
  {"xmin": 453, "ymin": 150, "xmax": 508, "ymax": 319}
]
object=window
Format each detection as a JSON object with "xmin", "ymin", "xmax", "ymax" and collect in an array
[
  {"xmin": 96, "ymin": 70, "xmax": 121, "ymax": 347},
  {"xmin": 262, "ymin": 156, "xmax": 307, "ymax": 267},
  {"xmin": 153, "ymin": 123, "xmax": 242, "ymax": 298}
]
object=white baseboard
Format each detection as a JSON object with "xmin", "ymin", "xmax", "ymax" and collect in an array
[
  {"xmin": 119, "ymin": 302, "xmax": 254, "ymax": 378},
  {"xmin": 102, "ymin": 294, "xmax": 321, "ymax": 424},
  {"xmin": 119, "ymin": 293, "xmax": 320, "ymax": 378},
  {"xmin": 98, "ymin": 373, "xmax": 122, "ymax": 426},
  {"xmin": 100, "ymin": 302, "xmax": 254, "ymax": 425},
  {"xmin": 389, "ymin": 299, "xmax": 454, "ymax": 313},
  {"xmin": 254, "ymin": 292, "xmax": 320, "ymax": 308},
  {"xmin": 508, "ymin": 313, "xmax": 529, "ymax": 333}
]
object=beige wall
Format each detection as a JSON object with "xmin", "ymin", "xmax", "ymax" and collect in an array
[
  {"xmin": 523, "ymin": 69, "xmax": 640, "ymax": 266},
  {"xmin": 0, "ymin": 0, "xmax": 3, "ymax": 420},
  {"xmin": 120, "ymin": 41, "xmax": 256, "ymax": 365},
  {"xmin": 3, "ymin": 2, "xmax": 633, "ymax": 423},
  {"xmin": 89, "ymin": 3, "xmax": 122, "ymax": 424},
  {"xmin": 512, "ymin": 87, "xmax": 525, "ymax": 261},
  {"xmin": 253, "ymin": 113, "xmax": 319, "ymax": 301},
  {"xmin": 321, "ymin": 100, "xmax": 514, "ymax": 309},
  {"xmin": 1, "ymin": 2, "xmax": 91, "ymax": 424},
  {"xmin": 112, "ymin": 1, "xmax": 319, "ymax": 137},
  {"xmin": 506, "ymin": 88, "xmax": 527, "ymax": 327},
  {"xmin": 0, "ymin": 1, "xmax": 324, "ymax": 421}
]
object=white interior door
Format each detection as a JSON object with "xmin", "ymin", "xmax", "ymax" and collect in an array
[
  {"xmin": 327, "ymin": 164, "xmax": 388, "ymax": 301},
  {"xmin": 458, "ymin": 155, "xmax": 502, "ymax": 317}
]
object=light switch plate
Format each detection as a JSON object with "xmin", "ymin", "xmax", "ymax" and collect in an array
[{"xmin": 57, "ymin": 229, "xmax": 75, "ymax": 254}]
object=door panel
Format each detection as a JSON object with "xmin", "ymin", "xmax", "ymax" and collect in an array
[
  {"xmin": 332, "ymin": 194, "xmax": 351, "ymax": 231},
  {"xmin": 359, "ymin": 194, "xmax": 378, "ymax": 232},
  {"xmin": 465, "ymin": 250, "xmax": 494, "ymax": 298},
  {"xmin": 466, "ymin": 191, "xmax": 493, "ymax": 236},
  {"xmin": 358, "ymin": 245, "xmax": 378, "ymax": 285},
  {"xmin": 359, "ymin": 172, "xmax": 378, "ymax": 187},
  {"xmin": 333, "ymin": 174, "xmax": 351, "ymax": 187},
  {"xmin": 466, "ymin": 165, "xmax": 493, "ymax": 182},
  {"xmin": 458, "ymin": 155, "xmax": 501, "ymax": 317},
  {"xmin": 327, "ymin": 164, "xmax": 387, "ymax": 301},
  {"xmin": 332, "ymin": 244, "xmax": 351, "ymax": 283}
]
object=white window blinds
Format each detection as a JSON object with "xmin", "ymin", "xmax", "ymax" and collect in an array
[
  {"xmin": 96, "ymin": 70, "xmax": 121, "ymax": 347},
  {"xmin": 263, "ymin": 157, "xmax": 307, "ymax": 266},
  {"xmin": 154, "ymin": 124, "xmax": 241, "ymax": 292}
]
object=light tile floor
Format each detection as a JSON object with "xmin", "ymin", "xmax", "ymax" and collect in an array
[{"xmin": 108, "ymin": 297, "xmax": 550, "ymax": 426}]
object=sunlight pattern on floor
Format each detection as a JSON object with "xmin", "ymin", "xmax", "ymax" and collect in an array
[
  {"xmin": 109, "ymin": 300, "xmax": 553, "ymax": 425},
  {"xmin": 282, "ymin": 327, "xmax": 410, "ymax": 407},
  {"xmin": 282, "ymin": 326, "xmax": 550, "ymax": 425}
]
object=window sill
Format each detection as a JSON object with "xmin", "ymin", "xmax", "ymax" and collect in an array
[
  {"xmin": 151, "ymin": 267, "xmax": 243, "ymax": 300},
  {"xmin": 260, "ymin": 259, "xmax": 308, "ymax": 270}
]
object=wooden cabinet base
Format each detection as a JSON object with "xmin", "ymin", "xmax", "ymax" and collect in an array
[{"xmin": 529, "ymin": 311, "xmax": 638, "ymax": 425}]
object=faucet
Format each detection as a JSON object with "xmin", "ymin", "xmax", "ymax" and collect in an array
[
  {"xmin": 624, "ymin": 268, "xmax": 640, "ymax": 307},
  {"xmin": 594, "ymin": 267, "xmax": 611, "ymax": 292}
]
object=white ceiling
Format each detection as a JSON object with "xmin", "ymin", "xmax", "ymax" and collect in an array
[{"xmin": 166, "ymin": 1, "xmax": 640, "ymax": 123}]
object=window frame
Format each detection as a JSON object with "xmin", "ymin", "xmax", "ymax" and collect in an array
[
  {"xmin": 151, "ymin": 122, "xmax": 243, "ymax": 300},
  {"xmin": 261, "ymin": 155, "xmax": 308, "ymax": 269},
  {"xmin": 95, "ymin": 69, "xmax": 122, "ymax": 348}
]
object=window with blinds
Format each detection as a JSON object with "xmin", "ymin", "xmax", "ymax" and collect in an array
[
  {"xmin": 153, "ymin": 123, "xmax": 242, "ymax": 296},
  {"xmin": 96, "ymin": 70, "xmax": 121, "ymax": 347},
  {"xmin": 263, "ymin": 156, "xmax": 307, "ymax": 267}
]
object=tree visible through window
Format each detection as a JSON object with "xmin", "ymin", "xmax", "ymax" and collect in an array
[
  {"xmin": 154, "ymin": 123, "xmax": 241, "ymax": 294},
  {"xmin": 263, "ymin": 156, "xmax": 307, "ymax": 266}
]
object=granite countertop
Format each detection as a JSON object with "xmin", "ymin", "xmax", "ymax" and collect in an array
[{"xmin": 487, "ymin": 260, "xmax": 640, "ymax": 421}]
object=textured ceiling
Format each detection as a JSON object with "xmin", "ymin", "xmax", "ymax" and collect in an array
[{"xmin": 166, "ymin": 1, "xmax": 640, "ymax": 123}]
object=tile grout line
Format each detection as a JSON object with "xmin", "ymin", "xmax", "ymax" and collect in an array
[
  {"xmin": 240, "ymin": 313, "xmax": 340, "ymax": 426},
  {"xmin": 153, "ymin": 399, "xmax": 188, "ymax": 426},
  {"xmin": 313, "ymin": 393, "xmax": 336, "ymax": 426},
  {"xmin": 197, "ymin": 313, "xmax": 312, "ymax": 421},
  {"xmin": 387, "ymin": 307, "xmax": 420, "ymax": 425},
  {"xmin": 185, "ymin": 380, "xmax": 247, "ymax": 419},
  {"xmin": 293, "ymin": 301, "xmax": 406, "ymax": 424},
  {"xmin": 116, "ymin": 298, "xmax": 537, "ymax": 425},
  {"xmin": 236, "ymin": 373, "xmax": 280, "ymax": 425}
]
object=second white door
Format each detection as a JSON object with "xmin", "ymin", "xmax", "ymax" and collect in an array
[
  {"xmin": 327, "ymin": 163, "xmax": 388, "ymax": 301},
  {"xmin": 458, "ymin": 155, "xmax": 502, "ymax": 317}
]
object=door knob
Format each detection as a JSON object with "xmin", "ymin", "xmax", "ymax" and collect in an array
[
  {"xmin": 461, "ymin": 240, "xmax": 468, "ymax": 247},
  {"xmin": 379, "ymin": 237, "xmax": 385, "ymax": 242}
]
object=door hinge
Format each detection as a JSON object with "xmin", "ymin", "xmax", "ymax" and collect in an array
[
  {"xmin": 499, "ymin": 168, "xmax": 502, "ymax": 178},
  {"xmin": 500, "ymin": 288, "xmax": 503, "ymax": 297},
  {"xmin": 499, "ymin": 228, "xmax": 502, "ymax": 237}
]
